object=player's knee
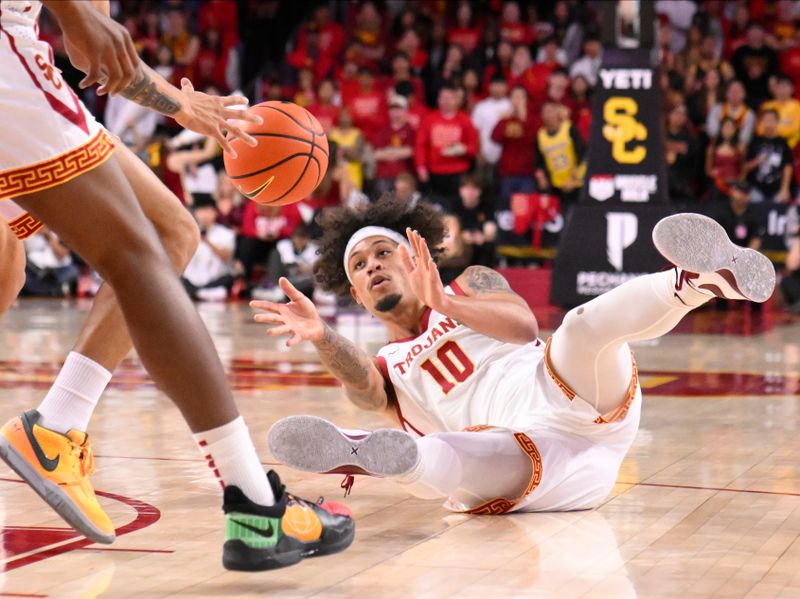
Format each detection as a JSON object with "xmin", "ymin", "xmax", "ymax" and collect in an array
[
  {"xmin": 559, "ymin": 305, "xmax": 593, "ymax": 337},
  {"xmin": 161, "ymin": 207, "xmax": 200, "ymax": 271},
  {"xmin": 91, "ymin": 226, "xmax": 169, "ymax": 283}
]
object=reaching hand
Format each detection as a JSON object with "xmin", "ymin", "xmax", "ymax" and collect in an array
[
  {"xmin": 399, "ymin": 228, "xmax": 448, "ymax": 313},
  {"xmin": 174, "ymin": 79, "xmax": 263, "ymax": 157},
  {"xmin": 251, "ymin": 278, "xmax": 325, "ymax": 347}
]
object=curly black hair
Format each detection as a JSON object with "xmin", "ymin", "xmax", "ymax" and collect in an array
[{"xmin": 314, "ymin": 195, "xmax": 446, "ymax": 297}]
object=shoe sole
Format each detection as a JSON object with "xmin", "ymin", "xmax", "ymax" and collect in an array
[
  {"xmin": 222, "ymin": 539, "xmax": 304, "ymax": 571},
  {"xmin": 0, "ymin": 436, "xmax": 115, "ymax": 544},
  {"xmin": 268, "ymin": 415, "xmax": 419, "ymax": 477},
  {"xmin": 652, "ymin": 213, "xmax": 776, "ymax": 303}
]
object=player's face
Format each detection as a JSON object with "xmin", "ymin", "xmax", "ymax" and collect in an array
[{"xmin": 348, "ymin": 237, "xmax": 413, "ymax": 314}]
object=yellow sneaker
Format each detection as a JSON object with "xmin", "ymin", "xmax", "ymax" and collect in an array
[{"xmin": 0, "ymin": 410, "xmax": 115, "ymax": 544}]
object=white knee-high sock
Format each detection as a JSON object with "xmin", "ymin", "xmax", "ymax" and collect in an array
[
  {"xmin": 550, "ymin": 270, "xmax": 712, "ymax": 414},
  {"xmin": 193, "ymin": 417, "xmax": 275, "ymax": 506},
  {"xmin": 395, "ymin": 435, "xmax": 462, "ymax": 500},
  {"xmin": 37, "ymin": 352, "xmax": 111, "ymax": 433}
]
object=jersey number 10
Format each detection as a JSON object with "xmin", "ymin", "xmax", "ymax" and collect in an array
[{"xmin": 420, "ymin": 341, "xmax": 475, "ymax": 394}]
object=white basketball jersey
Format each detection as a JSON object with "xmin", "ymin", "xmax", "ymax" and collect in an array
[{"xmin": 375, "ymin": 282, "xmax": 643, "ymax": 513}]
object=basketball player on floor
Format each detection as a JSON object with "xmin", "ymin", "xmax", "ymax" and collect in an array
[
  {"xmin": 255, "ymin": 197, "xmax": 775, "ymax": 514},
  {"xmin": 0, "ymin": 0, "xmax": 352, "ymax": 570}
]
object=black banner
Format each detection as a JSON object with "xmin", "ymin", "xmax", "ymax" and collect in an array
[{"xmin": 551, "ymin": 48, "xmax": 674, "ymax": 307}]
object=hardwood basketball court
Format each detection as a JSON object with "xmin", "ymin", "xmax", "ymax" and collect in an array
[{"xmin": 0, "ymin": 299, "xmax": 798, "ymax": 598}]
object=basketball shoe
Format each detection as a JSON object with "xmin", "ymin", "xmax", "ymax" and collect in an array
[
  {"xmin": 268, "ymin": 415, "xmax": 419, "ymax": 479},
  {"xmin": 652, "ymin": 213, "xmax": 776, "ymax": 303},
  {"xmin": 0, "ymin": 410, "xmax": 115, "ymax": 544},
  {"xmin": 223, "ymin": 469, "xmax": 355, "ymax": 571}
]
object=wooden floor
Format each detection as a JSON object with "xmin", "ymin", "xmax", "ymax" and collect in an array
[{"xmin": 1, "ymin": 298, "xmax": 799, "ymax": 598}]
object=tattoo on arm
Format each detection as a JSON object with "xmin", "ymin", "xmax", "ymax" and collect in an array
[
  {"xmin": 463, "ymin": 266, "xmax": 513, "ymax": 295},
  {"xmin": 121, "ymin": 69, "xmax": 181, "ymax": 115},
  {"xmin": 315, "ymin": 325, "xmax": 385, "ymax": 408}
]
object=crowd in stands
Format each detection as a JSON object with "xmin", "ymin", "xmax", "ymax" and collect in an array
[{"xmin": 19, "ymin": 0, "xmax": 800, "ymax": 312}]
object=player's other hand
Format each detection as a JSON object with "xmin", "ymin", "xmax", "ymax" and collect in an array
[
  {"xmin": 399, "ymin": 228, "xmax": 448, "ymax": 313},
  {"xmin": 57, "ymin": 5, "xmax": 139, "ymax": 95},
  {"xmin": 174, "ymin": 79, "xmax": 263, "ymax": 158},
  {"xmin": 251, "ymin": 278, "xmax": 325, "ymax": 347}
]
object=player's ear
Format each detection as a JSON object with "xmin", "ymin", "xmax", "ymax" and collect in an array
[{"xmin": 350, "ymin": 286, "xmax": 362, "ymax": 305}]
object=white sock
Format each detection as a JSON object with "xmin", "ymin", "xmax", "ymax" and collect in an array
[
  {"xmin": 394, "ymin": 436, "xmax": 462, "ymax": 500},
  {"xmin": 193, "ymin": 417, "xmax": 275, "ymax": 506},
  {"xmin": 37, "ymin": 352, "xmax": 111, "ymax": 433}
]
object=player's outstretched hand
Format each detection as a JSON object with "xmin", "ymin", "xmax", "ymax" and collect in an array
[
  {"xmin": 251, "ymin": 277, "xmax": 325, "ymax": 347},
  {"xmin": 399, "ymin": 228, "xmax": 448, "ymax": 313},
  {"xmin": 174, "ymin": 79, "xmax": 263, "ymax": 158}
]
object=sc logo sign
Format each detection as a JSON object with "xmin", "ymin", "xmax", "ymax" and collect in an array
[{"xmin": 602, "ymin": 97, "xmax": 647, "ymax": 164}]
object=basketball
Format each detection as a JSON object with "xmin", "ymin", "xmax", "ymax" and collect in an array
[{"xmin": 224, "ymin": 101, "xmax": 329, "ymax": 206}]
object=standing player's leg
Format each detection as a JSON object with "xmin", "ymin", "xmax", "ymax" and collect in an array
[
  {"xmin": 34, "ymin": 142, "xmax": 200, "ymax": 438},
  {"xmin": 548, "ymin": 213, "xmax": 776, "ymax": 416},
  {"xmin": 0, "ymin": 222, "xmax": 25, "ymax": 314},
  {"xmin": 10, "ymin": 155, "xmax": 352, "ymax": 568}
]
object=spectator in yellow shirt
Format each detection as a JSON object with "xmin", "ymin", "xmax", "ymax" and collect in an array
[{"xmin": 759, "ymin": 74, "xmax": 800, "ymax": 148}]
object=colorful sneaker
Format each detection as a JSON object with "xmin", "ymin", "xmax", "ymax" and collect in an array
[
  {"xmin": 268, "ymin": 415, "xmax": 419, "ymax": 478},
  {"xmin": 0, "ymin": 410, "xmax": 115, "ymax": 544},
  {"xmin": 222, "ymin": 469, "xmax": 355, "ymax": 571},
  {"xmin": 653, "ymin": 213, "xmax": 776, "ymax": 303}
]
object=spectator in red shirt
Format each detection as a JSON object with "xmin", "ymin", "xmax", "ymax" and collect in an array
[
  {"xmin": 507, "ymin": 45, "xmax": 538, "ymax": 97},
  {"xmin": 780, "ymin": 27, "xmax": 800, "ymax": 86},
  {"xmin": 448, "ymin": 2, "xmax": 481, "ymax": 55},
  {"xmin": 193, "ymin": 28, "xmax": 230, "ymax": 93},
  {"xmin": 287, "ymin": 27, "xmax": 335, "ymax": 83},
  {"xmin": 237, "ymin": 200, "xmax": 302, "ymax": 289},
  {"xmin": 491, "ymin": 85, "xmax": 538, "ymax": 205},
  {"xmin": 394, "ymin": 80, "xmax": 429, "ymax": 131},
  {"xmin": 292, "ymin": 67, "xmax": 316, "ymax": 108},
  {"xmin": 297, "ymin": 5, "xmax": 345, "ymax": 60},
  {"xmin": 352, "ymin": 1, "xmax": 386, "ymax": 66},
  {"xmin": 569, "ymin": 74, "xmax": 593, "ymax": 141},
  {"xmin": 395, "ymin": 28, "xmax": 428, "ymax": 72},
  {"xmin": 499, "ymin": 1, "xmax": 534, "ymax": 46},
  {"xmin": 372, "ymin": 95, "xmax": 417, "ymax": 196},
  {"xmin": 345, "ymin": 67, "xmax": 387, "ymax": 143},
  {"xmin": 385, "ymin": 52, "xmax": 425, "ymax": 105},
  {"xmin": 197, "ymin": 0, "xmax": 239, "ymax": 51},
  {"xmin": 415, "ymin": 85, "xmax": 480, "ymax": 204},
  {"xmin": 528, "ymin": 36, "xmax": 563, "ymax": 100},
  {"xmin": 307, "ymin": 79, "xmax": 340, "ymax": 134}
]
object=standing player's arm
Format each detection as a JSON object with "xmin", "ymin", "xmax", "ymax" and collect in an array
[
  {"xmin": 44, "ymin": 1, "xmax": 259, "ymax": 156},
  {"xmin": 251, "ymin": 278, "xmax": 388, "ymax": 412},
  {"xmin": 401, "ymin": 229, "xmax": 538, "ymax": 344}
]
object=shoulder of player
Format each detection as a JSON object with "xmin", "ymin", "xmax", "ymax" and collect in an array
[{"xmin": 454, "ymin": 266, "xmax": 513, "ymax": 296}]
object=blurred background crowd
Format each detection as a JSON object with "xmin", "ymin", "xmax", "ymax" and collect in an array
[{"xmin": 20, "ymin": 0, "xmax": 800, "ymax": 313}]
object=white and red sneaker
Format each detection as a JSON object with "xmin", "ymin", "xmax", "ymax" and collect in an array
[
  {"xmin": 268, "ymin": 415, "xmax": 418, "ymax": 478},
  {"xmin": 652, "ymin": 213, "xmax": 776, "ymax": 303}
]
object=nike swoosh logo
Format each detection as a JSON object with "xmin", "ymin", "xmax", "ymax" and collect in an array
[
  {"xmin": 21, "ymin": 411, "xmax": 59, "ymax": 472},
  {"xmin": 232, "ymin": 519, "xmax": 275, "ymax": 538},
  {"xmin": 241, "ymin": 176, "xmax": 275, "ymax": 199}
]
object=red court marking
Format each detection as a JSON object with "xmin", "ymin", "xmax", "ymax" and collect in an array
[
  {"xmin": 95, "ymin": 454, "xmax": 280, "ymax": 467},
  {"xmin": 619, "ymin": 480, "xmax": 800, "ymax": 498},
  {"xmin": 75, "ymin": 547, "xmax": 174, "ymax": 554},
  {"xmin": 0, "ymin": 478, "xmax": 161, "ymax": 572}
]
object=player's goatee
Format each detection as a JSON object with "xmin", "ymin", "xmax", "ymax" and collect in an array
[{"xmin": 375, "ymin": 294, "xmax": 402, "ymax": 312}]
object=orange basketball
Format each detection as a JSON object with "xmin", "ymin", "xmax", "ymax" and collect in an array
[{"xmin": 224, "ymin": 101, "xmax": 329, "ymax": 206}]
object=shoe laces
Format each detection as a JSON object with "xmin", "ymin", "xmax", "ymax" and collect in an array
[
  {"xmin": 340, "ymin": 474, "xmax": 355, "ymax": 497},
  {"xmin": 63, "ymin": 439, "xmax": 95, "ymax": 485},
  {"xmin": 674, "ymin": 267, "xmax": 699, "ymax": 291}
]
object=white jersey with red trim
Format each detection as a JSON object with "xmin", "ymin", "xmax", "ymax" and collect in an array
[
  {"xmin": 0, "ymin": 1, "xmax": 113, "ymax": 201},
  {"xmin": 375, "ymin": 282, "xmax": 642, "ymax": 512}
]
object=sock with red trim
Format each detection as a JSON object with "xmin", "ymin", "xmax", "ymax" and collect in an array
[{"xmin": 193, "ymin": 417, "xmax": 275, "ymax": 506}]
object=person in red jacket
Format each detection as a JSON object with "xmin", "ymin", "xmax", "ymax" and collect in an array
[
  {"xmin": 237, "ymin": 200, "xmax": 302, "ymax": 289},
  {"xmin": 415, "ymin": 85, "xmax": 479, "ymax": 205},
  {"xmin": 344, "ymin": 66, "xmax": 387, "ymax": 144},
  {"xmin": 491, "ymin": 85, "xmax": 537, "ymax": 204},
  {"xmin": 372, "ymin": 95, "xmax": 417, "ymax": 196},
  {"xmin": 307, "ymin": 79, "xmax": 340, "ymax": 134}
]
